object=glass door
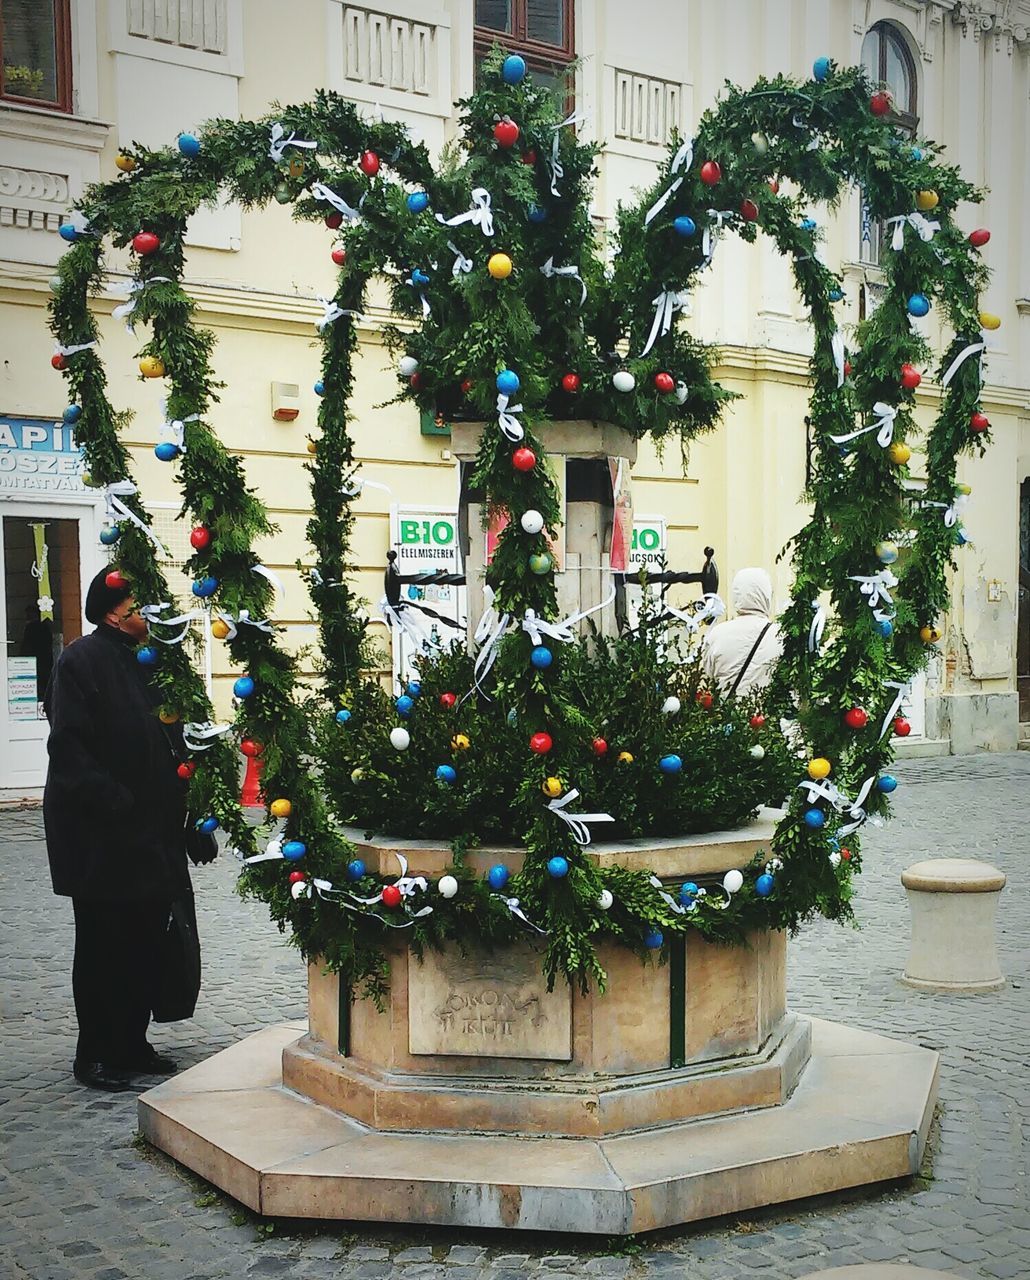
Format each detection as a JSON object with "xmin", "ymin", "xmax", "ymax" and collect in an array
[{"xmin": 0, "ymin": 506, "xmax": 90, "ymax": 792}]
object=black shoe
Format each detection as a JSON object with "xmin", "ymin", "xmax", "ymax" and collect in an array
[
  {"xmin": 117, "ymin": 1045, "xmax": 177, "ymax": 1075},
  {"xmin": 73, "ymin": 1060, "xmax": 134, "ymax": 1092}
]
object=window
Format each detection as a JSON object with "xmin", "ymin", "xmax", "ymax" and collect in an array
[
  {"xmin": 0, "ymin": 0, "xmax": 72, "ymax": 112},
  {"xmin": 475, "ymin": 0, "xmax": 574, "ymax": 99},
  {"xmin": 859, "ymin": 23, "xmax": 918, "ymax": 269}
]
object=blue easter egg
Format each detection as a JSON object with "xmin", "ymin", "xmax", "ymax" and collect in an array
[
  {"xmin": 63, "ymin": 404, "xmax": 81, "ymax": 424},
  {"xmin": 673, "ymin": 216, "xmax": 697, "ymax": 237},
  {"xmin": 501, "ymin": 54, "xmax": 527, "ymax": 84},
  {"xmin": 528, "ymin": 205, "xmax": 548, "ymax": 223},
  {"xmin": 314, "ymin": 380, "xmax": 325, "ymax": 396},
  {"xmin": 136, "ymin": 646, "xmax": 158, "ymax": 666},
  {"xmin": 907, "ymin": 293, "xmax": 930, "ymax": 317},
  {"xmin": 335, "ymin": 708, "xmax": 351, "ymax": 725},
  {"xmin": 911, "ymin": 147, "xmax": 923, "ymax": 161},
  {"xmin": 679, "ymin": 881, "xmax": 699, "ymax": 905},
  {"xmin": 406, "ymin": 191, "xmax": 429, "ymax": 213},
  {"xmin": 99, "ymin": 526, "xmax": 121, "ymax": 546},
  {"xmin": 411, "ymin": 269, "xmax": 430, "ymax": 286},
  {"xmin": 396, "ymin": 694, "xmax": 414, "ymax": 717},
  {"xmin": 496, "ymin": 369, "xmax": 520, "ymax": 396},
  {"xmin": 659, "ymin": 754, "xmax": 683, "ymax": 775},
  {"xmin": 956, "ymin": 528, "xmax": 970, "ymax": 546},
  {"xmin": 530, "ymin": 645, "xmax": 553, "ymax": 670},
  {"xmin": 829, "ymin": 287, "xmax": 844, "ymax": 301},
  {"xmin": 804, "ymin": 807, "xmax": 826, "ymax": 829},
  {"xmin": 878, "ymin": 619, "xmax": 894, "ymax": 639},
  {"xmin": 178, "ymin": 133, "xmax": 201, "ymax": 157},
  {"xmin": 547, "ymin": 856, "xmax": 569, "ymax": 878},
  {"xmin": 435, "ymin": 764, "xmax": 457, "ymax": 784},
  {"xmin": 346, "ymin": 859, "xmax": 366, "ymax": 881},
  {"xmin": 407, "ymin": 681, "xmax": 421, "ymax": 697},
  {"xmin": 877, "ymin": 774, "xmax": 898, "ymax": 794},
  {"xmin": 283, "ymin": 840, "xmax": 307, "ymax": 861},
  {"xmin": 233, "ymin": 675, "xmax": 255, "ymax": 699},
  {"xmin": 813, "ymin": 57, "xmax": 831, "ymax": 81},
  {"xmin": 155, "ymin": 441, "xmax": 180, "ymax": 462},
  {"xmin": 801, "ymin": 218, "xmax": 817, "ymax": 231},
  {"xmin": 192, "ymin": 575, "xmax": 218, "ymax": 598},
  {"xmin": 488, "ymin": 864, "xmax": 510, "ymax": 891},
  {"xmin": 644, "ymin": 928, "xmax": 664, "ymax": 950},
  {"xmin": 58, "ymin": 224, "xmax": 78, "ymax": 242},
  {"xmin": 756, "ymin": 873, "xmax": 775, "ymax": 897},
  {"xmin": 198, "ymin": 816, "xmax": 219, "ymax": 834}
]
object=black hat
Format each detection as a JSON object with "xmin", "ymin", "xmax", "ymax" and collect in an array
[{"xmin": 84, "ymin": 567, "xmax": 132, "ymax": 625}]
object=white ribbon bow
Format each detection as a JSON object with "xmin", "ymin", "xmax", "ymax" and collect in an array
[
  {"xmin": 110, "ymin": 277, "xmax": 173, "ymax": 332},
  {"xmin": 54, "ymin": 341, "xmax": 97, "ymax": 359},
  {"xmin": 140, "ymin": 603, "xmax": 199, "ymax": 645},
  {"xmin": 639, "ymin": 287, "xmax": 691, "ymax": 357},
  {"xmin": 797, "ymin": 774, "xmax": 880, "ymax": 837},
  {"xmin": 649, "ymin": 874, "xmax": 687, "ymax": 916},
  {"xmin": 849, "ymin": 568, "xmax": 898, "ymax": 623},
  {"xmin": 380, "ymin": 596, "xmax": 442, "ymax": 654},
  {"xmin": 242, "ymin": 819, "xmax": 288, "ymax": 865},
  {"xmin": 880, "ymin": 679, "xmax": 910, "ymax": 739},
  {"xmin": 496, "ymin": 393, "xmax": 524, "ymax": 442},
  {"xmin": 547, "ymin": 788, "xmax": 614, "ymax": 846},
  {"xmin": 830, "ymin": 402, "xmax": 897, "ymax": 449},
  {"xmin": 701, "ymin": 209, "xmax": 736, "ymax": 265},
  {"xmin": 495, "ymin": 896, "xmax": 547, "ymax": 933},
  {"xmin": 886, "ymin": 211, "xmax": 940, "ymax": 252},
  {"xmin": 644, "ymin": 137, "xmax": 693, "ymax": 226},
  {"xmin": 941, "ymin": 334, "xmax": 987, "ymax": 389},
  {"xmin": 447, "ymin": 240, "xmax": 474, "ymax": 276},
  {"xmin": 808, "ymin": 600, "xmax": 827, "ymax": 654},
  {"xmin": 102, "ymin": 480, "xmax": 170, "ymax": 558},
  {"xmin": 268, "ymin": 122, "xmax": 317, "ymax": 163},
  {"xmin": 315, "ymin": 296, "xmax": 363, "ymax": 332},
  {"xmin": 923, "ymin": 493, "xmax": 968, "ymax": 528},
  {"xmin": 549, "ymin": 112, "xmax": 579, "ymax": 198},
  {"xmin": 467, "ymin": 588, "xmax": 512, "ymax": 700},
  {"xmin": 182, "ymin": 721, "xmax": 232, "ymax": 752},
  {"xmin": 436, "ymin": 187, "xmax": 494, "ymax": 237},
  {"xmin": 539, "ymin": 256, "xmax": 587, "ymax": 306},
  {"xmin": 830, "ymin": 330, "xmax": 846, "ymax": 389},
  {"xmin": 661, "ymin": 592, "xmax": 725, "ymax": 634},
  {"xmin": 211, "ymin": 609, "xmax": 275, "ymax": 641},
  {"xmin": 310, "ymin": 182, "xmax": 361, "ymax": 222},
  {"xmin": 521, "ymin": 586, "xmax": 617, "ymax": 649},
  {"xmin": 159, "ymin": 400, "xmax": 199, "ymax": 453}
]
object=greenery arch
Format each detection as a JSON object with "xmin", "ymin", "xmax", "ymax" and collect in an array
[{"xmin": 49, "ymin": 55, "xmax": 993, "ymax": 1000}]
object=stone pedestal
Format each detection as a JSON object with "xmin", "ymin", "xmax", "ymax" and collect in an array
[{"xmin": 901, "ymin": 858, "xmax": 1006, "ymax": 992}]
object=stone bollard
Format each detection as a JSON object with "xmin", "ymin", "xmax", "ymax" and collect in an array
[{"xmin": 901, "ymin": 858, "xmax": 1006, "ymax": 992}]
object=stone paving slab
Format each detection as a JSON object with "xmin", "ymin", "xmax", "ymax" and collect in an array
[{"xmin": 1, "ymin": 752, "xmax": 1028, "ymax": 1278}]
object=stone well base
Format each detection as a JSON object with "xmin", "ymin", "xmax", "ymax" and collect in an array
[{"xmin": 138, "ymin": 1018, "xmax": 938, "ymax": 1234}]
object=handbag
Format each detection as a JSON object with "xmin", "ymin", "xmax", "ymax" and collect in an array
[
  {"xmin": 727, "ymin": 622, "xmax": 773, "ymax": 699},
  {"xmin": 151, "ymin": 891, "xmax": 202, "ymax": 1023}
]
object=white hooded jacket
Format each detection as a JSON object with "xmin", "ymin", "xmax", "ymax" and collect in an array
[{"xmin": 702, "ymin": 568, "xmax": 783, "ymax": 697}]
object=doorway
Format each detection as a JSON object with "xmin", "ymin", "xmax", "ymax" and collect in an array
[{"xmin": 0, "ymin": 507, "xmax": 91, "ymax": 791}]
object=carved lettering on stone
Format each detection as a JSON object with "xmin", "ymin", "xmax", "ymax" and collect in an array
[{"xmin": 408, "ymin": 946, "xmax": 572, "ymax": 1059}]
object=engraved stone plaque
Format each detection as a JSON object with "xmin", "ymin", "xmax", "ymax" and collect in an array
[{"xmin": 408, "ymin": 945, "xmax": 573, "ymax": 1060}]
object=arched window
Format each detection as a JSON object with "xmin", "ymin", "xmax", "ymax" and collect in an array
[{"xmin": 860, "ymin": 23, "xmax": 919, "ymax": 269}]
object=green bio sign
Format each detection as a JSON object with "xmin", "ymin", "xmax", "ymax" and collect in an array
[
  {"xmin": 392, "ymin": 507, "xmax": 460, "ymax": 571},
  {"xmin": 399, "ymin": 518, "xmax": 455, "ymax": 547},
  {"xmin": 630, "ymin": 518, "xmax": 667, "ymax": 568}
]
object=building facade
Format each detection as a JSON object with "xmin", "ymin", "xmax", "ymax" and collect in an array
[{"xmin": 1, "ymin": 0, "xmax": 1028, "ymax": 791}]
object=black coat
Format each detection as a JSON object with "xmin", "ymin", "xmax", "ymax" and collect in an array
[{"xmin": 43, "ymin": 624, "xmax": 191, "ymax": 902}]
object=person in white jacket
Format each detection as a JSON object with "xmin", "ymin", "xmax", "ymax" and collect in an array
[{"xmin": 702, "ymin": 567, "xmax": 783, "ymax": 698}]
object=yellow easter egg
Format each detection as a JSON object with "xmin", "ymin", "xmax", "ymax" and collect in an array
[
  {"xmin": 807, "ymin": 757, "xmax": 832, "ymax": 781},
  {"xmin": 306, "ymin": 439, "xmax": 318, "ymax": 455},
  {"xmin": 139, "ymin": 355, "xmax": 165, "ymax": 378},
  {"xmin": 955, "ymin": 483, "xmax": 972, "ymax": 496},
  {"xmin": 887, "ymin": 442, "xmax": 912, "ymax": 466},
  {"xmin": 451, "ymin": 733, "xmax": 470, "ymax": 751},
  {"xmin": 487, "ymin": 252, "xmax": 513, "ymax": 280},
  {"xmin": 211, "ymin": 619, "xmax": 231, "ymax": 640},
  {"xmin": 270, "ymin": 798, "xmax": 292, "ymax": 819},
  {"xmin": 915, "ymin": 189, "xmax": 939, "ymax": 211},
  {"xmin": 350, "ymin": 767, "xmax": 365, "ymax": 783},
  {"xmin": 158, "ymin": 709, "xmax": 180, "ymax": 725},
  {"xmin": 979, "ymin": 311, "xmax": 1001, "ymax": 331},
  {"xmin": 617, "ymin": 751, "xmax": 634, "ymax": 765},
  {"xmin": 919, "ymin": 625, "xmax": 941, "ymax": 644},
  {"xmin": 541, "ymin": 776, "xmax": 563, "ymax": 798},
  {"xmin": 115, "ymin": 152, "xmax": 136, "ymax": 173}
]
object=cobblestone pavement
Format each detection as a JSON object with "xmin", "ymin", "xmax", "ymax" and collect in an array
[{"xmin": 1, "ymin": 753, "xmax": 1027, "ymax": 1280}]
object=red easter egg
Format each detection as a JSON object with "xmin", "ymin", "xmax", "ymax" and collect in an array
[
  {"xmin": 749, "ymin": 714, "xmax": 766, "ymax": 729},
  {"xmin": 894, "ymin": 717, "xmax": 912, "ymax": 737},
  {"xmin": 240, "ymin": 739, "xmax": 262, "ymax": 757},
  {"xmin": 176, "ymin": 762, "xmax": 195, "ymax": 780},
  {"xmin": 654, "ymin": 372, "xmax": 675, "ymax": 394},
  {"xmin": 521, "ymin": 150, "xmax": 537, "ymax": 166},
  {"xmin": 132, "ymin": 231, "xmax": 160, "ymax": 256},
  {"xmin": 381, "ymin": 884, "xmax": 402, "ymax": 908},
  {"xmin": 439, "ymin": 692, "xmax": 457, "ymax": 709},
  {"xmin": 460, "ymin": 379, "xmax": 473, "ymax": 394},
  {"xmin": 870, "ymin": 91, "xmax": 892, "ymax": 116},
  {"xmin": 900, "ymin": 363, "xmax": 922, "ymax": 389},
  {"xmin": 700, "ymin": 160, "xmax": 721, "ymax": 185},
  {"xmin": 696, "ymin": 690, "xmax": 713, "ymax": 710},
  {"xmin": 740, "ymin": 198, "xmax": 759, "ymax": 221},
  {"xmin": 325, "ymin": 212, "xmax": 343, "ymax": 229},
  {"xmin": 561, "ymin": 373, "xmax": 581, "ymax": 393},
  {"xmin": 970, "ymin": 411, "xmax": 990, "ymax": 433},
  {"xmin": 359, "ymin": 151, "xmax": 380, "ymax": 176},
  {"xmin": 105, "ymin": 570, "xmax": 128, "ymax": 590},
  {"xmin": 513, "ymin": 447, "xmax": 537, "ymax": 472},
  {"xmin": 288, "ymin": 870, "xmax": 306, "ymax": 884},
  {"xmin": 410, "ymin": 372, "xmax": 423, "ymax": 391},
  {"xmin": 493, "ymin": 119, "xmax": 520, "ymax": 148},
  {"xmin": 189, "ymin": 526, "xmax": 211, "ymax": 550},
  {"xmin": 968, "ymin": 228, "xmax": 991, "ymax": 248},
  {"xmin": 767, "ymin": 178, "xmax": 779, "ymax": 195},
  {"xmin": 529, "ymin": 731, "xmax": 553, "ymax": 755},
  {"xmin": 841, "ymin": 848, "xmax": 852, "ymax": 861},
  {"xmin": 592, "ymin": 737, "xmax": 608, "ymax": 756},
  {"xmin": 843, "ymin": 706, "xmax": 869, "ymax": 729},
  {"xmin": 331, "ymin": 247, "xmax": 347, "ymax": 266},
  {"xmin": 51, "ymin": 354, "xmax": 66, "ymax": 370},
  {"xmin": 843, "ymin": 360, "xmax": 853, "ymax": 377}
]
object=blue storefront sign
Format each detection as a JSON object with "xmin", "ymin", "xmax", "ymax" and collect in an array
[{"xmin": 0, "ymin": 417, "xmax": 86, "ymax": 494}]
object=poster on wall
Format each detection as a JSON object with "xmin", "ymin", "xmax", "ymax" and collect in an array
[
  {"xmin": 609, "ymin": 458, "xmax": 633, "ymax": 573},
  {"xmin": 7, "ymin": 657, "xmax": 42, "ymax": 721},
  {"xmin": 387, "ymin": 506, "xmax": 467, "ymax": 686},
  {"xmin": 0, "ymin": 418, "xmax": 86, "ymax": 495}
]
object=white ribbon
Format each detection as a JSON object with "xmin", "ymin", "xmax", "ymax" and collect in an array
[
  {"xmin": 310, "ymin": 181, "xmax": 361, "ymax": 222},
  {"xmin": 436, "ymin": 187, "xmax": 494, "ymax": 237},
  {"xmin": 830, "ymin": 330, "xmax": 846, "ymax": 389},
  {"xmin": 392, "ymin": 853, "xmax": 431, "ymax": 908},
  {"xmin": 849, "ymin": 568, "xmax": 898, "ymax": 623},
  {"xmin": 701, "ymin": 209, "xmax": 735, "ymax": 266},
  {"xmin": 539, "ymin": 256, "xmax": 587, "ymax": 306},
  {"xmin": 547, "ymin": 788, "xmax": 614, "ymax": 846},
  {"xmin": 380, "ymin": 596, "xmax": 441, "ymax": 654},
  {"xmin": 791, "ymin": 113, "xmax": 821, "ymax": 152},
  {"xmin": 315, "ymin": 296, "xmax": 363, "ymax": 332},
  {"xmin": 639, "ymin": 287, "xmax": 691, "ymax": 357},
  {"xmin": 549, "ymin": 113, "xmax": 579, "ymax": 198},
  {"xmin": 923, "ymin": 494, "xmax": 967, "ymax": 528},
  {"xmin": 242, "ymin": 819, "xmax": 288, "ymax": 866},
  {"xmin": 102, "ymin": 480, "xmax": 170, "ymax": 558},
  {"xmin": 886, "ymin": 211, "xmax": 940, "ymax": 252},
  {"xmin": 941, "ymin": 335, "xmax": 987, "ymax": 389},
  {"xmin": 661, "ymin": 592, "xmax": 725, "ymax": 635},
  {"xmin": 54, "ymin": 341, "xmax": 97, "ymax": 359},
  {"xmin": 110, "ymin": 277, "xmax": 173, "ymax": 332},
  {"xmin": 405, "ymin": 276, "xmax": 431, "ymax": 318},
  {"xmin": 521, "ymin": 586, "xmax": 617, "ymax": 648},
  {"xmin": 341, "ymin": 477, "xmax": 392, "ymax": 499},
  {"xmin": 649, "ymin": 874, "xmax": 687, "ymax": 916},
  {"xmin": 253, "ymin": 563, "xmax": 285, "ymax": 598},
  {"xmin": 140, "ymin": 603, "xmax": 198, "ymax": 645},
  {"xmin": 268, "ymin": 122, "xmax": 317, "ymax": 163},
  {"xmin": 66, "ymin": 210, "xmax": 91, "ymax": 235},
  {"xmin": 830, "ymin": 402, "xmax": 897, "ymax": 449},
  {"xmin": 808, "ymin": 600, "xmax": 827, "ymax": 654},
  {"xmin": 182, "ymin": 720, "xmax": 232, "ymax": 752},
  {"xmin": 211, "ymin": 609, "xmax": 274, "ymax": 641},
  {"xmin": 447, "ymin": 240, "xmax": 474, "ymax": 276},
  {"xmin": 797, "ymin": 773, "xmax": 881, "ymax": 838},
  {"xmin": 879, "ymin": 679, "xmax": 910, "ymax": 739},
  {"xmin": 644, "ymin": 137, "xmax": 693, "ymax": 226},
  {"xmin": 468, "ymin": 588, "xmax": 512, "ymax": 698},
  {"xmin": 159, "ymin": 400, "xmax": 199, "ymax": 453},
  {"xmin": 496, "ymin": 393, "xmax": 524, "ymax": 442},
  {"xmin": 839, "ymin": 775, "xmax": 879, "ymax": 837},
  {"xmin": 495, "ymin": 896, "xmax": 547, "ymax": 933}
]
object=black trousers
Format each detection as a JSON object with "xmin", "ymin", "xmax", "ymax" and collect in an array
[{"xmin": 71, "ymin": 898, "xmax": 170, "ymax": 1065}]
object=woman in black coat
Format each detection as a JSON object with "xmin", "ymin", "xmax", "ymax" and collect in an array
[{"xmin": 44, "ymin": 568, "xmax": 204, "ymax": 1090}]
